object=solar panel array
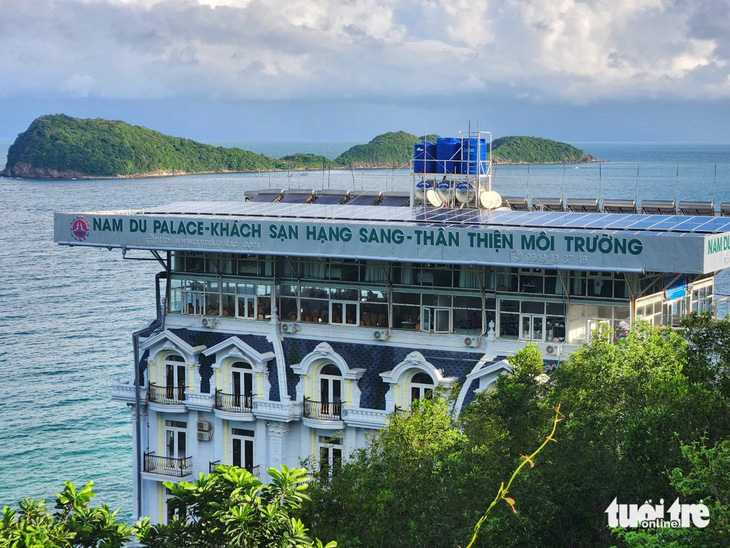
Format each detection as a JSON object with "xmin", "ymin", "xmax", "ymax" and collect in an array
[{"xmin": 142, "ymin": 199, "xmax": 730, "ymax": 235}]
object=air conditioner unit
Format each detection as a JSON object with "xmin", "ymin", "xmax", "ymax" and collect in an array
[
  {"xmin": 197, "ymin": 431, "xmax": 212, "ymax": 442},
  {"xmin": 280, "ymin": 322, "xmax": 300, "ymax": 333},
  {"xmin": 545, "ymin": 344, "xmax": 562, "ymax": 356},
  {"xmin": 373, "ymin": 330, "xmax": 388, "ymax": 340},
  {"xmin": 464, "ymin": 336, "xmax": 481, "ymax": 347},
  {"xmin": 201, "ymin": 316, "xmax": 219, "ymax": 328},
  {"xmin": 197, "ymin": 419, "xmax": 212, "ymax": 432}
]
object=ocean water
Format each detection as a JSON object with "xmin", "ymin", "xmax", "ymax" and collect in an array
[{"xmin": 1, "ymin": 139, "xmax": 730, "ymax": 522}]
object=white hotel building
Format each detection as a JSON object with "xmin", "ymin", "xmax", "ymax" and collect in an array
[{"xmin": 54, "ymin": 138, "xmax": 729, "ymax": 523}]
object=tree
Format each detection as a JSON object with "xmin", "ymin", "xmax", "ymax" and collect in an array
[
  {"xmin": 307, "ymin": 321, "xmax": 730, "ymax": 547},
  {"xmin": 303, "ymin": 397, "xmax": 483, "ymax": 548},
  {"xmin": 136, "ymin": 465, "xmax": 335, "ymax": 548},
  {"xmin": 0, "ymin": 481, "xmax": 132, "ymax": 548}
]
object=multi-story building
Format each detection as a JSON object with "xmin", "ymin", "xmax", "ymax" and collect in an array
[{"xmin": 54, "ymin": 135, "xmax": 728, "ymax": 523}]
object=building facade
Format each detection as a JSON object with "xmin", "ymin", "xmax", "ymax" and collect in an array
[{"xmin": 55, "ymin": 164, "xmax": 729, "ymax": 523}]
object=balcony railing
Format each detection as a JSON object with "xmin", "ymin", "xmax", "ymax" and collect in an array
[
  {"xmin": 148, "ymin": 383, "xmax": 186, "ymax": 405},
  {"xmin": 215, "ymin": 390, "xmax": 253, "ymax": 413},
  {"xmin": 144, "ymin": 452, "xmax": 192, "ymax": 477},
  {"xmin": 303, "ymin": 399, "xmax": 342, "ymax": 420}
]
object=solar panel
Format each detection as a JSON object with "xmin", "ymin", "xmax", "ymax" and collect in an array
[
  {"xmin": 344, "ymin": 194, "xmax": 380, "ymax": 206},
  {"xmin": 315, "ymin": 194, "xmax": 347, "ymax": 205},
  {"xmin": 250, "ymin": 192, "xmax": 283, "ymax": 203},
  {"xmin": 379, "ymin": 194, "xmax": 410, "ymax": 207},
  {"xmin": 279, "ymin": 192, "xmax": 315, "ymax": 204},
  {"xmin": 135, "ymin": 199, "xmax": 730, "ymax": 236}
]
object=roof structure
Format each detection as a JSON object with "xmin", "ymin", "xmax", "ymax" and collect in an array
[{"xmin": 54, "ymin": 198, "xmax": 730, "ymax": 275}]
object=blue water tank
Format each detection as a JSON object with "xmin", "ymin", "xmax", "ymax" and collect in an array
[
  {"xmin": 435, "ymin": 138, "xmax": 461, "ymax": 174},
  {"xmin": 461, "ymin": 138, "xmax": 488, "ymax": 174},
  {"xmin": 413, "ymin": 141, "xmax": 437, "ymax": 173},
  {"xmin": 413, "ymin": 142, "xmax": 427, "ymax": 173}
]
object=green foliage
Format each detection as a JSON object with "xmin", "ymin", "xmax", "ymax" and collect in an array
[
  {"xmin": 306, "ymin": 320, "xmax": 730, "ymax": 547},
  {"xmin": 280, "ymin": 153, "xmax": 333, "ymax": 170},
  {"xmin": 614, "ymin": 439, "xmax": 730, "ymax": 547},
  {"xmin": 492, "ymin": 135, "xmax": 586, "ymax": 163},
  {"xmin": 136, "ymin": 465, "xmax": 335, "ymax": 548},
  {"xmin": 4, "ymin": 114, "xmax": 284, "ymax": 177},
  {"xmin": 0, "ymin": 481, "xmax": 132, "ymax": 548},
  {"xmin": 3, "ymin": 115, "xmax": 595, "ymax": 177},
  {"xmin": 303, "ymin": 397, "xmax": 476, "ymax": 547},
  {"xmin": 334, "ymin": 131, "xmax": 438, "ymax": 167}
]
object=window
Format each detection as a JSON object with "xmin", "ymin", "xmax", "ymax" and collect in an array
[
  {"xmin": 165, "ymin": 354, "xmax": 186, "ymax": 402},
  {"xmin": 410, "ymin": 372, "xmax": 434, "ymax": 404},
  {"xmin": 499, "ymin": 300, "xmax": 565, "ymax": 342},
  {"xmin": 359, "ymin": 290, "xmax": 388, "ymax": 327},
  {"xmin": 232, "ymin": 428, "xmax": 255, "ymax": 472},
  {"xmin": 422, "ymin": 294, "xmax": 452, "ymax": 333},
  {"xmin": 330, "ymin": 300, "xmax": 359, "ymax": 326},
  {"xmin": 318, "ymin": 436, "xmax": 343, "ymax": 477},
  {"xmin": 319, "ymin": 365, "xmax": 342, "ymax": 418},
  {"xmin": 231, "ymin": 362, "xmax": 254, "ymax": 410},
  {"xmin": 165, "ymin": 420, "xmax": 187, "ymax": 463},
  {"xmin": 164, "ymin": 485, "xmax": 183, "ymax": 524},
  {"xmin": 568, "ymin": 304, "xmax": 630, "ymax": 343}
]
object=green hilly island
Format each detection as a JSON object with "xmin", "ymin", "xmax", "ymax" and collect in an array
[{"xmin": 1, "ymin": 114, "xmax": 597, "ymax": 179}]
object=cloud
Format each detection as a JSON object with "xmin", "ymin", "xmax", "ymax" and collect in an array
[{"xmin": 0, "ymin": 0, "xmax": 727, "ymax": 103}]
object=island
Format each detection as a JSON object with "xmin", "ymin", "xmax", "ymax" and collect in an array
[{"xmin": 1, "ymin": 114, "xmax": 599, "ymax": 179}]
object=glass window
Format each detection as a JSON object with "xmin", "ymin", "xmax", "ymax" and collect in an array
[
  {"xmin": 410, "ymin": 372, "xmax": 434, "ymax": 404},
  {"xmin": 318, "ymin": 436, "xmax": 343, "ymax": 477},
  {"xmin": 231, "ymin": 428, "xmax": 255, "ymax": 472}
]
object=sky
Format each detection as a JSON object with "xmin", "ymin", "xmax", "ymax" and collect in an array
[{"xmin": 1, "ymin": 0, "xmax": 729, "ymax": 143}]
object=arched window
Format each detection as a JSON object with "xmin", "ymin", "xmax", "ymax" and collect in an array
[
  {"xmin": 410, "ymin": 372, "xmax": 434, "ymax": 404},
  {"xmin": 319, "ymin": 364, "xmax": 342, "ymax": 418},
  {"xmin": 231, "ymin": 361, "xmax": 254, "ymax": 410},
  {"xmin": 164, "ymin": 354, "xmax": 186, "ymax": 402}
]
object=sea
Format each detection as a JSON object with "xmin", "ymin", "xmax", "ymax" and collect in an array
[{"xmin": 2, "ymin": 139, "xmax": 730, "ymax": 522}]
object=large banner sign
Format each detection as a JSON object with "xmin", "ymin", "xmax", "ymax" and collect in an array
[{"xmin": 55, "ymin": 211, "xmax": 716, "ymax": 274}]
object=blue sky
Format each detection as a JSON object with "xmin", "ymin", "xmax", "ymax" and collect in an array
[{"xmin": 1, "ymin": 0, "xmax": 729, "ymax": 143}]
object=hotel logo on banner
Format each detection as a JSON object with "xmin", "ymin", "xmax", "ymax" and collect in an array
[{"xmin": 70, "ymin": 216, "xmax": 90, "ymax": 242}]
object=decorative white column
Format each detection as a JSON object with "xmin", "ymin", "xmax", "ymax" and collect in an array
[{"xmin": 266, "ymin": 421, "xmax": 290, "ymax": 471}]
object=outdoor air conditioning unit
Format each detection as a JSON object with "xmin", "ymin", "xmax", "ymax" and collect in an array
[
  {"xmin": 197, "ymin": 431, "xmax": 212, "ymax": 442},
  {"xmin": 373, "ymin": 330, "xmax": 389, "ymax": 341},
  {"xmin": 201, "ymin": 316, "xmax": 219, "ymax": 328},
  {"xmin": 197, "ymin": 419, "xmax": 212, "ymax": 432},
  {"xmin": 280, "ymin": 322, "xmax": 300, "ymax": 333},
  {"xmin": 464, "ymin": 336, "xmax": 481, "ymax": 347},
  {"xmin": 545, "ymin": 344, "xmax": 562, "ymax": 356}
]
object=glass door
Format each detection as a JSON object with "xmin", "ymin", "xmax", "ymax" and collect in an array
[
  {"xmin": 421, "ymin": 307, "xmax": 451, "ymax": 333},
  {"xmin": 232, "ymin": 363, "xmax": 254, "ymax": 410},
  {"xmin": 232, "ymin": 428, "xmax": 255, "ymax": 472},
  {"xmin": 319, "ymin": 365, "xmax": 342, "ymax": 417},
  {"xmin": 166, "ymin": 359, "xmax": 186, "ymax": 401},
  {"xmin": 520, "ymin": 314, "xmax": 545, "ymax": 341},
  {"xmin": 165, "ymin": 420, "xmax": 187, "ymax": 471}
]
